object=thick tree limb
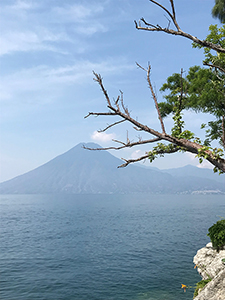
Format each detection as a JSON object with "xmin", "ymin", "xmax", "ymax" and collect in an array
[{"xmin": 135, "ymin": 0, "xmax": 225, "ymax": 54}]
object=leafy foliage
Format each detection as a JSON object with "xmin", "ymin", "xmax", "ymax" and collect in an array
[
  {"xmin": 158, "ymin": 25, "xmax": 225, "ymax": 159},
  {"xmin": 159, "ymin": 66, "xmax": 224, "ymax": 117},
  {"xmin": 212, "ymin": 0, "xmax": 225, "ymax": 23},
  {"xmin": 207, "ymin": 219, "xmax": 225, "ymax": 251}
]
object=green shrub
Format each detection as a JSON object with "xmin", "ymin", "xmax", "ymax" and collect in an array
[
  {"xmin": 207, "ymin": 219, "xmax": 225, "ymax": 252},
  {"xmin": 193, "ymin": 279, "xmax": 212, "ymax": 298}
]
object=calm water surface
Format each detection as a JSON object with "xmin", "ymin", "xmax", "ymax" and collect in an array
[{"xmin": 0, "ymin": 194, "xmax": 224, "ymax": 300}]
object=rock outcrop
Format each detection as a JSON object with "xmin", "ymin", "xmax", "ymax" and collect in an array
[{"xmin": 193, "ymin": 242, "xmax": 225, "ymax": 300}]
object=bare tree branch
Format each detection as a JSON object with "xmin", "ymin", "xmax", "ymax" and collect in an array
[
  {"xmin": 147, "ymin": 65, "xmax": 166, "ymax": 133},
  {"xmin": 98, "ymin": 120, "xmax": 126, "ymax": 132},
  {"xmin": 136, "ymin": 63, "xmax": 166, "ymax": 133},
  {"xmin": 83, "ymin": 137, "xmax": 162, "ymax": 152},
  {"xmin": 93, "ymin": 72, "xmax": 112, "ymax": 106},
  {"xmin": 135, "ymin": 0, "xmax": 225, "ymax": 53},
  {"xmin": 148, "ymin": 0, "xmax": 180, "ymax": 30},
  {"xmin": 120, "ymin": 90, "xmax": 130, "ymax": 116},
  {"xmin": 118, "ymin": 154, "xmax": 150, "ymax": 168},
  {"xmin": 84, "ymin": 112, "xmax": 117, "ymax": 118},
  {"xmin": 118, "ymin": 143, "xmax": 180, "ymax": 168},
  {"xmin": 169, "ymin": 0, "xmax": 176, "ymax": 20}
]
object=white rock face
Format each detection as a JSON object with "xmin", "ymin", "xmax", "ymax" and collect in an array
[{"xmin": 193, "ymin": 242, "xmax": 225, "ymax": 300}]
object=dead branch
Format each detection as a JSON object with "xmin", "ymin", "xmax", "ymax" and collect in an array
[
  {"xmin": 93, "ymin": 72, "xmax": 112, "ymax": 106},
  {"xmin": 114, "ymin": 90, "xmax": 130, "ymax": 117},
  {"xmin": 147, "ymin": 65, "xmax": 166, "ymax": 133},
  {"xmin": 84, "ymin": 112, "xmax": 117, "ymax": 118},
  {"xmin": 148, "ymin": 0, "xmax": 180, "ymax": 30},
  {"xmin": 136, "ymin": 63, "xmax": 166, "ymax": 133},
  {"xmin": 89, "ymin": 72, "xmax": 168, "ymax": 140},
  {"xmin": 98, "ymin": 120, "xmax": 126, "ymax": 132},
  {"xmin": 118, "ymin": 154, "xmax": 150, "ymax": 168},
  {"xmin": 83, "ymin": 137, "xmax": 162, "ymax": 152},
  {"xmin": 134, "ymin": 0, "xmax": 225, "ymax": 54},
  {"xmin": 118, "ymin": 143, "xmax": 180, "ymax": 168}
]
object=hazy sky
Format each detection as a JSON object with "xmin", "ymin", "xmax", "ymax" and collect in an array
[{"xmin": 0, "ymin": 0, "xmax": 220, "ymax": 182}]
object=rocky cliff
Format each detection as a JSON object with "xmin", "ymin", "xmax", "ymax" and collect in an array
[{"xmin": 193, "ymin": 242, "xmax": 225, "ymax": 300}]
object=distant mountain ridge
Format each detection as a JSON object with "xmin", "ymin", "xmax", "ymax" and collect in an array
[
  {"xmin": 162, "ymin": 164, "xmax": 224, "ymax": 184},
  {"xmin": 0, "ymin": 142, "xmax": 224, "ymax": 194}
]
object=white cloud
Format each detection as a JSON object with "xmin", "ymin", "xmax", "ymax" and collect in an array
[
  {"xmin": 50, "ymin": 3, "xmax": 107, "ymax": 36},
  {"xmin": 131, "ymin": 149, "xmax": 146, "ymax": 159},
  {"xmin": 185, "ymin": 152, "xmax": 196, "ymax": 161},
  {"xmin": 10, "ymin": 0, "xmax": 35, "ymax": 11},
  {"xmin": 91, "ymin": 131, "xmax": 116, "ymax": 143},
  {"xmin": 184, "ymin": 152, "xmax": 213, "ymax": 169},
  {"xmin": 197, "ymin": 160, "xmax": 213, "ymax": 169},
  {"xmin": 0, "ymin": 59, "xmax": 133, "ymax": 104},
  {"xmin": 0, "ymin": 30, "xmax": 69, "ymax": 56},
  {"xmin": 0, "ymin": 1, "xmax": 108, "ymax": 56},
  {"xmin": 75, "ymin": 24, "xmax": 106, "ymax": 36},
  {"xmin": 52, "ymin": 4, "xmax": 104, "ymax": 23}
]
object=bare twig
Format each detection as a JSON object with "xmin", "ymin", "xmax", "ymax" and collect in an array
[
  {"xmin": 149, "ymin": 0, "xmax": 180, "ymax": 30},
  {"xmin": 136, "ymin": 62, "xmax": 166, "ymax": 133},
  {"xmin": 98, "ymin": 120, "xmax": 126, "ymax": 132},
  {"xmin": 84, "ymin": 112, "xmax": 117, "ymax": 118},
  {"xmin": 83, "ymin": 137, "xmax": 162, "ymax": 152},
  {"xmin": 126, "ymin": 130, "xmax": 130, "ymax": 144},
  {"xmin": 120, "ymin": 90, "xmax": 130, "ymax": 116},
  {"xmin": 118, "ymin": 144, "xmax": 180, "ymax": 167},
  {"xmin": 118, "ymin": 154, "xmax": 150, "ymax": 168},
  {"xmin": 93, "ymin": 72, "xmax": 112, "ymax": 106},
  {"xmin": 147, "ymin": 64, "xmax": 166, "ymax": 133}
]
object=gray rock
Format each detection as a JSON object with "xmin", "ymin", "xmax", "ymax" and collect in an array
[{"xmin": 193, "ymin": 242, "xmax": 225, "ymax": 299}]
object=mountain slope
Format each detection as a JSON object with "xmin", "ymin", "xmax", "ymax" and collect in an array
[{"xmin": 0, "ymin": 143, "xmax": 224, "ymax": 194}]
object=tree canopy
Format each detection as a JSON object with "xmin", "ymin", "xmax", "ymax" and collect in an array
[
  {"xmin": 159, "ymin": 25, "xmax": 225, "ymax": 151},
  {"xmin": 85, "ymin": 0, "xmax": 225, "ymax": 173},
  {"xmin": 212, "ymin": 0, "xmax": 225, "ymax": 23}
]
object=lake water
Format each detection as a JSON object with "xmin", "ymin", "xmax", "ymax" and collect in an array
[{"xmin": 0, "ymin": 194, "xmax": 224, "ymax": 300}]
